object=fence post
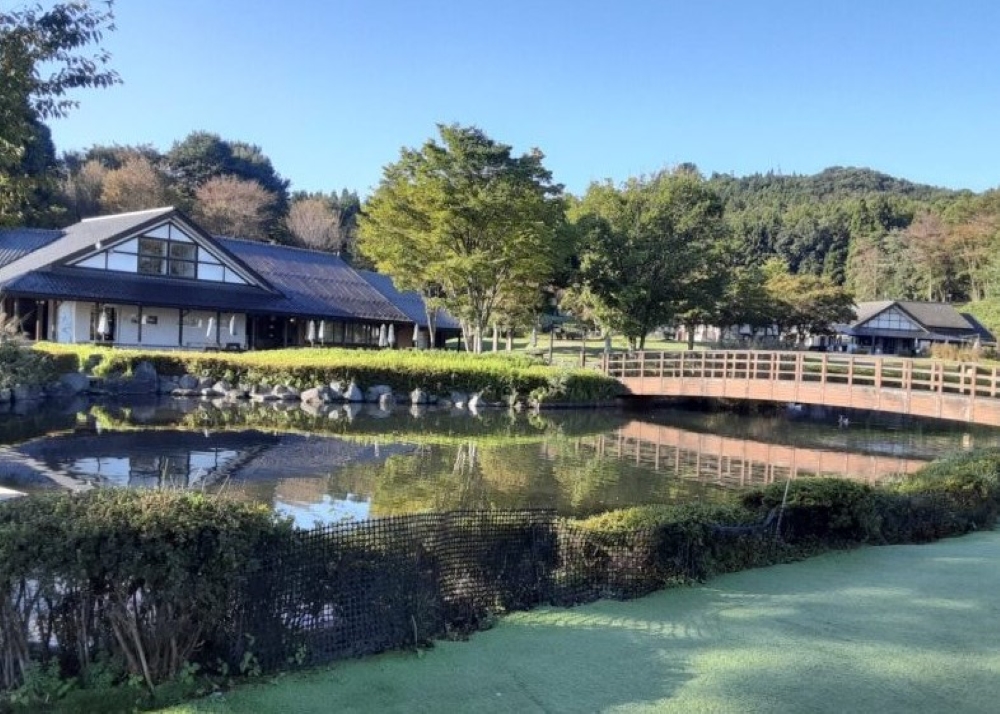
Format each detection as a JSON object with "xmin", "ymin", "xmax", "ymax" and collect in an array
[{"xmin": 874, "ymin": 358, "xmax": 882, "ymax": 390}]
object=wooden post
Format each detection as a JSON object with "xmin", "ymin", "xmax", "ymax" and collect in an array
[
  {"xmin": 874, "ymin": 358, "xmax": 882, "ymax": 390},
  {"xmin": 178, "ymin": 309, "xmax": 185, "ymax": 347},
  {"xmin": 137, "ymin": 306, "xmax": 144, "ymax": 344}
]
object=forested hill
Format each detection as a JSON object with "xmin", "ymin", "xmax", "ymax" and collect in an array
[{"xmin": 708, "ymin": 166, "xmax": 962, "ymax": 207}]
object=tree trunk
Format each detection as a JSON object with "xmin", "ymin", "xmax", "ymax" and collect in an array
[
  {"xmin": 492, "ymin": 323, "xmax": 499, "ymax": 353},
  {"xmin": 506, "ymin": 329, "xmax": 513, "ymax": 352}
]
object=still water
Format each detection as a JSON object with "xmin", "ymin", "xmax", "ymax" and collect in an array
[{"xmin": 1, "ymin": 397, "xmax": 998, "ymax": 526}]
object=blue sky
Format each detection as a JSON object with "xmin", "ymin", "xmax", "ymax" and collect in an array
[{"xmin": 43, "ymin": 0, "xmax": 1000, "ymax": 196}]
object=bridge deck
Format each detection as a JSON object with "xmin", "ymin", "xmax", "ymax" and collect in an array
[{"xmin": 605, "ymin": 351, "xmax": 1000, "ymax": 427}]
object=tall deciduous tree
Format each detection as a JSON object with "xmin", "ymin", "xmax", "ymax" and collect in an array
[
  {"xmin": 359, "ymin": 124, "xmax": 565, "ymax": 352},
  {"xmin": 0, "ymin": 1, "xmax": 119, "ymax": 224},
  {"xmin": 101, "ymin": 155, "xmax": 173, "ymax": 213},
  {"xmin": 575, "ymin": 170, "xmax": 730, "ymax": 349},
  {"xmin": 194, "ymin": 176, "xmax": 276, "ymax": 240},
  {"xmin": 286, "ymin": 196, "xmax": 344, "ymax": 252}
]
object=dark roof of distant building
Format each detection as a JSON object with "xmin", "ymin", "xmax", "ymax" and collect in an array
[{"xmin": 851, "ymin": 300, "xmax": 981, "ymax": 332}]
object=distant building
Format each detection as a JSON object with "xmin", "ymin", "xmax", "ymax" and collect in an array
[
  {"xmin": 831, "ymin": 300, "xmax": 995, "ymax": 355},
  {"xmin": 0, "ymin": 207, "xmax": 460, "ymax": 350}
]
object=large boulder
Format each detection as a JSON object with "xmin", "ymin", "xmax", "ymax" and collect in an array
[
  {"xmin": 378, "ymin": 392, "xmax": 395, "ymax": 409},
  {"xmin": 343, "ymin": 382, "xmax": 364, "ymax": 403},
  {"xmin": 133, "ymin": 361, "xmax": 158, "ymax": 383},
  {"xmin": 273, "ymin": 385, "xmax": 300, "ymax": 401},
  {"xmin": 366, "ymin": 384, "xmax": 393, "ymax": 403},
  {"xmin": 58, "ymin": 372, "xmax": 90, "ymax": 396},
  {"xmin": 178, "ymin": 374, "xmax": 199, "ymax": 391},
  {"xmin": 301, "ymin": 386, "xmax": 334, "ymax": 404},
  {"xmin": 410, "ymin": 387, "xmax": 429, "ymax": 405}
]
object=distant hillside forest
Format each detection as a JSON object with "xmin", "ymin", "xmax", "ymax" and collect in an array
[{"xmin": 705, "ymin": 167, "xmax": 1000, "ymax": 335}]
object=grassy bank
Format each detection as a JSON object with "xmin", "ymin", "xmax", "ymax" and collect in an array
[{"xmin": 32, "ymin": 343, "xmax": 622, "ymax": 404}]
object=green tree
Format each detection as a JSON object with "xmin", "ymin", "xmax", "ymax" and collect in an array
[
  {"xmin": 165, "ymin": 131, "xmax": 290, "ymax": 237},
  {"xmin": 359, "ymin": 124, "xmax": 565, "ymax": 352},
  {"xmin": 575, "ymin": 170, "xmax": 729, "ymax": 350},
  {"xmin": 0, "ymin": 1, "xmax": 119, "ymax": 224},
  {"xmin": 763, "ymin": 259, "xmax": 855, "ymax": 343}
]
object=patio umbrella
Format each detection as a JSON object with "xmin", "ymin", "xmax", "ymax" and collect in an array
[
  {"xmin": 318, "ymin": 320, "xmax": 326, "ymax": 342},
  {"xmin": 378, "ymin": 324, "xmax": 388, "ymax": 348},
  {"xmin": 387, "ymin": 323, "xmax": 396, "ymax": 348},
  {"xmin": 96, "ymin": 309, "xmax": 109, "ymax": 337},
  {"xmin": 206, "ymin": 316, "xmax": 215, "ymax": 339},
  {"xmin": 229, "ymin": 314, "xmax": 237, "ymax": 336},
  {"xmin": 307, "ymin": 320, "xmax": 316, "ymax": 344},
  {"xmin": 413, "ymin": 324, "xmax": 421, "ymax": 349}
]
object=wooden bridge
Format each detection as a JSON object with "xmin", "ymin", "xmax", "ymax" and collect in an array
[{"xmin": 604, "ymin": 350, "xmax": 1000, "ymax": 427}]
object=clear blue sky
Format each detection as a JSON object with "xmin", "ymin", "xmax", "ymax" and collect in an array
[{"xmin": 43, "ymin": 0, "xmax": 1000, "ymax": 196}]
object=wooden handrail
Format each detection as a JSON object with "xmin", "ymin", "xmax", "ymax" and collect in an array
[{"xmin": 604, "ymin": 350, "xmax": 1000, "ymax": 424}]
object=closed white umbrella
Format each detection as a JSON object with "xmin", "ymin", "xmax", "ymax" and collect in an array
[
  {"xmin": 229, "ymin": 314, "xmax": 237, "ymax": 336},
  {"xmin": 96, "ymin": 309, "xmax": 109, "ymax": 337},
  {"xmin": 206, "ymin": 316, "xmax": 215, "ymax": 339},
  {"xmin": 307, "ymin": 320, "xmax": 316, "ymax": 344},
  {"xmin": 378, "ymin": 324, "xmax": 388, "ymax": 348},
  {"xmin": 318, "ymin": 320, "xmax": 326, "ymax": 342},
  {"xmin": 387, "ymin": 323, "xmax": 396, "ymax": 348}
]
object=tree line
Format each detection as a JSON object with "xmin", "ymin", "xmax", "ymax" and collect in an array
[{"xmin": 4, "ymin": 2, "xmax": 1000, "ymax": 349}]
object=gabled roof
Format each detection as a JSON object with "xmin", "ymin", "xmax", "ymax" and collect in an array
[
  {"xmin": 0, "ymin": 228, "xmax": 62, "ymax": 269},
  {"xmin": 851, "ymin": 300, "xmax": 977, "ymax": 332},
  {"xmin": 217, "ymin": 238, "xmax": 410, "ymax": 322},
  {"xmin": 357, "ymin": 270, "xmax": 462, "ymax": 330}
]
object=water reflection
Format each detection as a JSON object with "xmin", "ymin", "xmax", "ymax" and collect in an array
[{"xmin": 1, "ymin": 398, "xmax": 998, "ymax": 524}]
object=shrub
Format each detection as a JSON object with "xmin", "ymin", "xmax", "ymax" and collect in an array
[
  {"xmin": 0, "ymin": 341, "xmax": 62, "ymax": 390},
  {"xmin": 0, "ymin": 490, "xmax": 291, "ymax": 696}
]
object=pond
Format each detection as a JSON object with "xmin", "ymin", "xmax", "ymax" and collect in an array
[{"xmin": 1, "ymin": 397, "xmax": 998, "ymax": 526}]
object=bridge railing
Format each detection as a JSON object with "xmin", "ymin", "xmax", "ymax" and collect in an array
[{"xmin": 603, "ymin": 350, "xmax": 1000, "ymax": 399}]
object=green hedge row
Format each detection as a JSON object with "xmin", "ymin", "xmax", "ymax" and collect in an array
[{"xmin": 34, "ymin": 344, "xmax": 622, "ymax": 404}]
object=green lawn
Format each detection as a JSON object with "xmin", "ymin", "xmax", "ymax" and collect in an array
[{"xmin": 160, "ymin": 530, "xmax": 1000, "ymax": 714}]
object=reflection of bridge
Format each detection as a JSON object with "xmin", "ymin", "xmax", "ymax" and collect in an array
[
  {"xmin": 602, "ymin": 421, "xmax": 927, "ymax": 487},
  {"xmin": 605, "ymin": 351, "xmax": 1000, "ymax": 426}
]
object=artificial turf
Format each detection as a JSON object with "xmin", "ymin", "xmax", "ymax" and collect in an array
[{"xmin": 161, "ymin": 530, "xmax": 1000, "ymax": 713}]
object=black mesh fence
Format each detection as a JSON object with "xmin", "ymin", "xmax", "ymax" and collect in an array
[{"xmin": 230, "ymin": 510, "xmax": 772, "ymax": 673}]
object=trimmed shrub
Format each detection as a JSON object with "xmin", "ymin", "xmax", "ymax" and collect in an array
[{"xmin": 742, "ymin": 478, "xmax": 881, "ymax": 545}]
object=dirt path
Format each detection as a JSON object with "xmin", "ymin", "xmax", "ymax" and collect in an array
[{"xmin": 167, "ymin": 530, "xmax": 1000, "ymax": 713}]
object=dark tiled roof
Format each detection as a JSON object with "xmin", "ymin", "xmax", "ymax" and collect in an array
[
  {"xmin": 852, "ymin": 300, "xmax": 977, "ymax": 332},
  {"xmin": 0, "ymin": 228, "xmax": 62, "ymax": 269},
  {"xmin": 1, "ymin": 268, "xmax": 282, "ymax": 313},
  {"xmin": 217, "ymin": 239, "xmax": 409, "ymax": 322},
  {"xmin": 357, "ymin": 270, "xmax": 462, "ymax": 330}
]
